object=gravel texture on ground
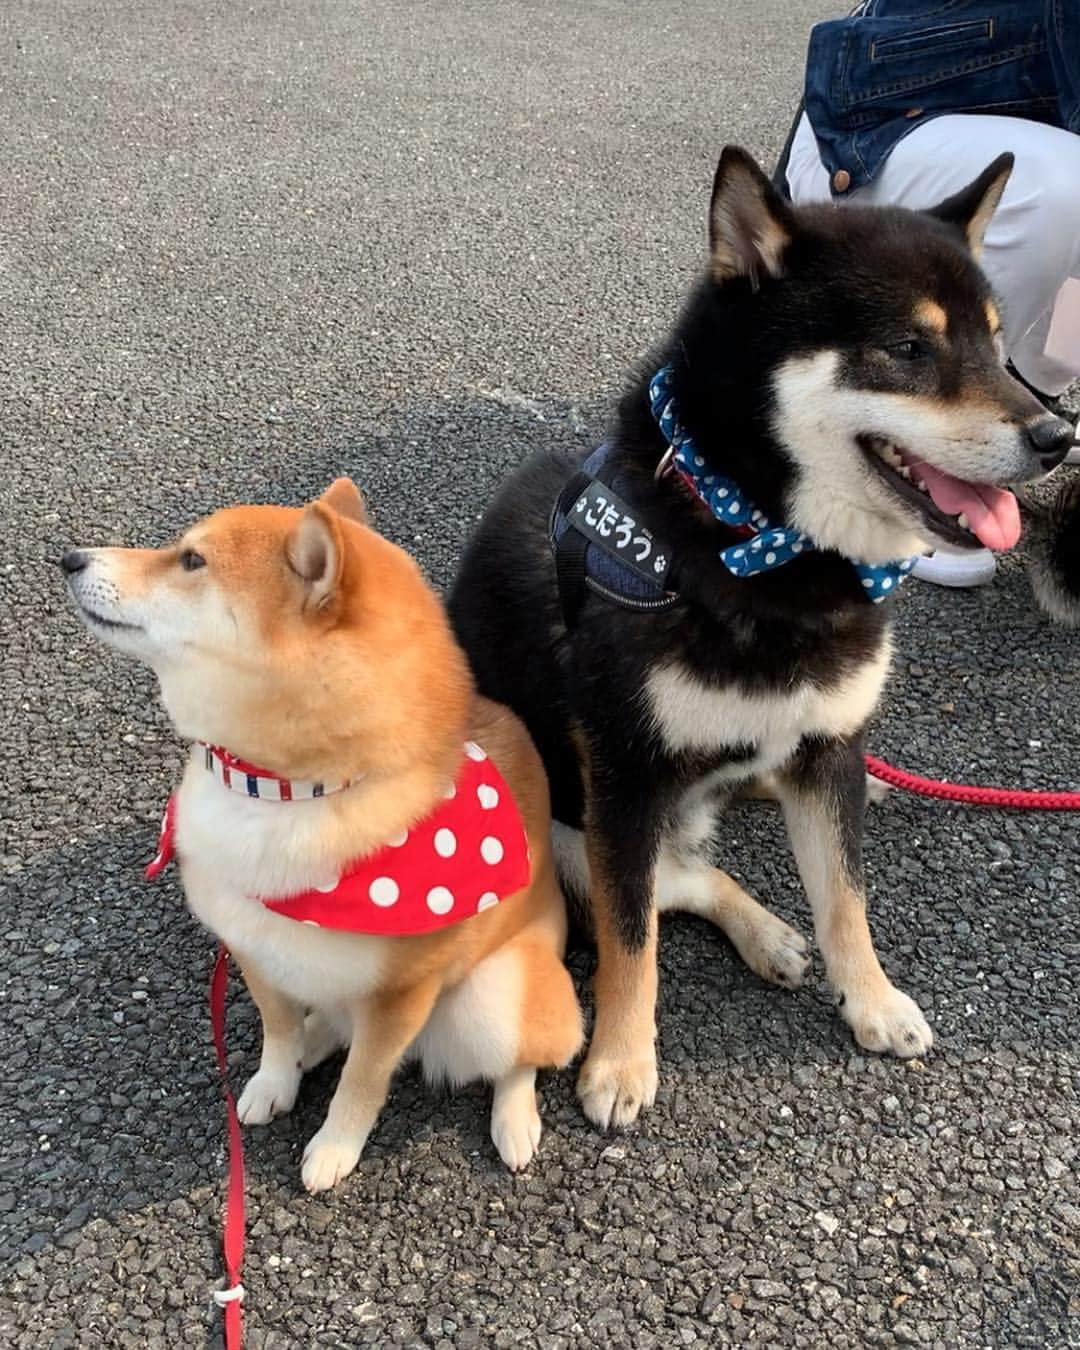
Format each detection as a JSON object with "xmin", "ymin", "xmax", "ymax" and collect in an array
[{"xmin": 1, "ymin": 2, "xmax": 1078, "ymax": 1346}]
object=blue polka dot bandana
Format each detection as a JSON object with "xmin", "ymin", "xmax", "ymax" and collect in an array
[{"xmin": 648, "ymin": 366, "xmax": 917, "ymax": 603}]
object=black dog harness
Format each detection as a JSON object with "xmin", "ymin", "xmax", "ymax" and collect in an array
[{"xmin": 550, "ymin": 444, "xmax": 680, "ymax": 627}]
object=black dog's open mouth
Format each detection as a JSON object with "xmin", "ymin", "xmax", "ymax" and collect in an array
[{"xmin": 858, "ymin": 434, "xmax": 1021, "ymax": 551}]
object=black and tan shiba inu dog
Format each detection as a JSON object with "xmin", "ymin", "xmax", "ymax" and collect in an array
[{"xmin": 449, "ymin": 147, "xmax": 1074, "ymax": 1130}]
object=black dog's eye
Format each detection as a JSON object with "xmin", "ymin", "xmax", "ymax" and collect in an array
[
  {"xmin": 887, "ymin": 339, "xmax": 927, "ymax": 361},
  {"xmin": 179, "ymin": 549, "xmax": 206, "ymax": 572}
]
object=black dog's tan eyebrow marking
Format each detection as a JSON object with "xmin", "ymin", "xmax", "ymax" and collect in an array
[
  {"xmin": 915, "ymin": 299, "xmax": 948, "ymax": 334},
  {"xmin": 984, "ymin": 299, "xmax": 1002, "ymax": 334}
]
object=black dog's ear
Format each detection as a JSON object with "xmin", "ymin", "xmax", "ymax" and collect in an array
[
  {"xmin": 709, "ymin": 146, "xmax": 793, "ymax": 286},
  {"xmin": 926, "ymin": 152, "xmax": 1013, "ymax": 259}
]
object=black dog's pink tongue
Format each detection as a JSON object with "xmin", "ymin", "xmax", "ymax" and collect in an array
[{"xmin": 907, "ymin": 459, "xmax": 1021, "ymax": 550}]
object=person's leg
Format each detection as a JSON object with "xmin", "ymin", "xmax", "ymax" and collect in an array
[{"xmin": 785, "ymin": 111, "xmax": 832, "ymax": 204}]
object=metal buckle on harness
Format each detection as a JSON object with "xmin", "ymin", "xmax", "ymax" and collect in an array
[{"xmin": 654, "ymin": 444, "xmax": 675, "ymax": 482}]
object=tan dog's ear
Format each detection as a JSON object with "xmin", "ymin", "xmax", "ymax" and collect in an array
[
  {"xmin": 319, "ymin": 477, "xmax": 370, "ymax": 525},
  {"xmin": 287, "ymin": 503, "xmax": 345, "ymax": 610}
]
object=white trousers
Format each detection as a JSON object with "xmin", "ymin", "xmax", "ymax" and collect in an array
[{"xmin": 787, "ymin": 113, "xmax": 1080, "ymax": 396}]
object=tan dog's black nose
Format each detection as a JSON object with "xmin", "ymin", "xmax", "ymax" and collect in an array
[
  {"xmin": 60, "ymin": 550, "xmax": 90, "ymax": 575},
  {"xmin": 1026, "ymin": 416, "xmax": 1076, "ymax": 470}
]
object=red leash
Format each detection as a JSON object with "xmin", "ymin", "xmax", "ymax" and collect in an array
[
  {"xmin": 865, "ymin": 754, "xmax": 1080, "ymax": 810},
  {"xmin": 209, "ymin": 945, "xmax": 246, "ymax": 1349}
]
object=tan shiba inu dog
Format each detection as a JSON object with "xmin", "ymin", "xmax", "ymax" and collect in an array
[{"xmin": 63, "ymin": 478, "xmax": 583, "ymax": 1191}]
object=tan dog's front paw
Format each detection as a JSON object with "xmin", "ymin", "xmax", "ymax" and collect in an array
[
  {"xmin": 491, "ymin": 1097, "xmax": 542, "ymax": 1172},
  {"xmin": 301, "ymin": 1127, "xmax": 363, "ymax": 1193},
  {"xmin": 842, "ymin": 983, "xmax": 932, "ymax": 1058},
  {"xmin": 237, "ymin": 1068, "xmax": 300, "ymax": 1125},
  {"xmin": 577, "ymin": 1049, "xmax": 658, "ymax": 1129}
]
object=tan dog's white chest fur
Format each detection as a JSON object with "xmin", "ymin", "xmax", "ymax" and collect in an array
[
  {"xmin": 646, "ymin": 637, "xmax": 892, "ymax": 774},
  {"xmin": 177, "ymin": 765, "xmax": 388, "ymax": 1005}
]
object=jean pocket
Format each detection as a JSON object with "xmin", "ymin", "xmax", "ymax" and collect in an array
[{"xmin": 870, "ymin": 18, "xmax": 993, "ymax": 63}]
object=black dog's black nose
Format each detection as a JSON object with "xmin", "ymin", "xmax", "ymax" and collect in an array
[
  {"xmin": 60, "ymin": 550, "xmax": 90, "ymax": 575},
  {"xmin": 1026, "ymin": 415, "xmax": 1076, "ymax": 470}
]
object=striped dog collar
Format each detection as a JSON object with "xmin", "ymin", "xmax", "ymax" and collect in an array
[
  {"xmin": 199, "ymin": 743, "xmax": 358, "ymax": 801},
  {"xmin": 149, "ymin": 742, "xmax": 532, "ymax": 936}
]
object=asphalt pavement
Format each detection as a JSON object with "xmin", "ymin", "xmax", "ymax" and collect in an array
[{"xmin": 2, "ymin": 2, "xmax": 1078, "ymax": 1346}]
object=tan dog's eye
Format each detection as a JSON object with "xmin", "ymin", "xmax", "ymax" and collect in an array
[{"xmin": 179, "ymin": 549, "xmax": 206, "ymax": 572}]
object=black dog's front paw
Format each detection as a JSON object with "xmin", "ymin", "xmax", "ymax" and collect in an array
[{"xmin": 577, "ymin": 1046, "xmax": 658, "ymax": 1129}]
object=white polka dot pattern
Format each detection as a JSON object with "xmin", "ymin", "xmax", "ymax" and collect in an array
[
  {"xmin": 368, "ymin": 876, "xmax": 399, "ymax": 907},
  {"xmin": 254, "ymin": 743, "xmax": 529, "ymax": 935},
  {"xmin": 481, "ymin": 836, "xmax": 504, "ymax": 864},
  {"xmin": 426, "ymin": 886, "xmax": 454, "ymax": 915}
]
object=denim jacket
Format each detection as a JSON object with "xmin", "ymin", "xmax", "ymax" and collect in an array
[{"xmin": 804, "ymin": 1, "xmax": 1080, "ymax": 196}]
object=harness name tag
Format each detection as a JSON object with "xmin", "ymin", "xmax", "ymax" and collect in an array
[{"xmin": 568, "ymin": 479, "xmax": 672, "ymax": 588}]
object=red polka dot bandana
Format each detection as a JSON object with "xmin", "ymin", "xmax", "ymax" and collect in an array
[{"xmin": 146, "ymin": 742, "xmax": 532, "ymax": 935}]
